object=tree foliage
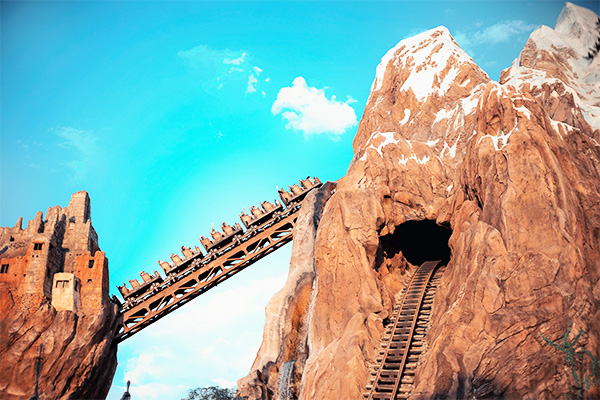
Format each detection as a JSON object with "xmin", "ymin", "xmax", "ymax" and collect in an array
[
  {"xmin": 182, "ymin": 386, "xmax": 235, "ymax": 400},
  {"xmin": 541, "ymin": 321, "xmax": 600, "ymax": 400}
]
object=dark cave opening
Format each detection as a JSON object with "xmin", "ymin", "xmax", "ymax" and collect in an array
[{"xmin": 379, "ymin": 220, "xmax": 452, "ymax": 266}]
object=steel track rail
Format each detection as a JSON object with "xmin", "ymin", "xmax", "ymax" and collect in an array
[
  {"xmin": 366, "ymin": 260, "xmax": 441, "ymax": 400},
  {"xmin": 115, "ymin": 204, "xmax": 301, "ymax": 343}
]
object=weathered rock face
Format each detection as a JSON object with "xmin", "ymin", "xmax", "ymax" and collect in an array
[
  {"xmin": 236, "ymin": 182, "xmax": 338, "ymax": 399},
  {"xmin": 0, "ymin": 192, "xmax": 120, "ymax": 400},
  {"xmin": 237, "ymin": 3, "xmax": 600, "ymax": 400}
]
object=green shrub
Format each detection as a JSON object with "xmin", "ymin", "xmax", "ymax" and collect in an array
[{"xmin": 541, "ymin": 321, "xmax": 600, "ymax": 399}]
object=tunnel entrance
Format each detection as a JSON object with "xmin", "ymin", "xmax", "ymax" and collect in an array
[{"xmin": 379, "ymin": 220, "xmax": 452, "ymax": 266}]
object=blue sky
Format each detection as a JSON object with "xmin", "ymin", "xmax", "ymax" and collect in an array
[{"xmin": 1, "ymin": 1, "xmax": 596, "ymax": 399}]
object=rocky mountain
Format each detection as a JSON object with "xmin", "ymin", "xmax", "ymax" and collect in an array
[
  {"xmin": 236, "ymin": 3, "xmax": 600, "ymax": 399},
  {"xmin": 0, "ymin": 192, "xmax": 119, "ymax": 400}
]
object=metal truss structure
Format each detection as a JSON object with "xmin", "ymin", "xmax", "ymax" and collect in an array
[{"xmin": 115, "ymin": 202, "xmax": 302, "ymax": 343}]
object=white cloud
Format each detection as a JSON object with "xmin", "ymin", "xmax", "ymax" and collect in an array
[
  {"xmin": 178, "ymin": 45, "xmax": 267, "ymax": 95},
  {"xmin": 271, "ymin": 77, "xmax": 358, "ymax": 136},
  {"xmin": 223, "ymin": 52, "xmax": 247, "ymax": 65},
  {"xmin": 178, "ymin": 45, "xmax": 237, "ymax": 69},
  {"xmin": 246, "ymin": 74, "xmax": 258, "ymax": 94},
  {"xmin": 55, "ymin": 126, "xmax": 98, "ymax": 154},
  {"xmin": 472, "ymin": 20, "xmax": 536, "ymax": 44},
  {"xmin": 53, "ymin": 126, "xmax": 99, "ymax": 182},
  {"xmin": 212, "ymin": 378, "xmax": 237, "ymax": 388},
  {"xmin": 455, "ymin": 20, "xmax": 537, "ymax": 53},
  {"xmin": 129, "ymin": 382, "xmax": 181, "ymax": 400},
  {"xmin": 124, "ymin": 353, "xmax": 161, "ymax": 383}
]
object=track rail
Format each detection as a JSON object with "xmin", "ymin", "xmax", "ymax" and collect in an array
[
  {"xmin": 115, "ymin": 203, "xmax": 301, "ymax": 343},
  {"xmin": 365, "ymin": 260, "xmax": 444, "ymax": 400}
]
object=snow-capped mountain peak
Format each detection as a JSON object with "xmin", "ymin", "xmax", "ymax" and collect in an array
[
  {"xmin": 555, "ymin": 1, "xmax": 600, "ymax": 60},
  {"xmin": 371, "ymin": 26, "xmax": 483, "ymax": 100},
  {"xmin": 501, "ymin": 2, "xmax": 600, "ymax": 132}
]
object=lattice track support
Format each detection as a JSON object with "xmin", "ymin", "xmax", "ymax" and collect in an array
[
  {"xmin": 365, "ymin": 260, "xmax": 445, "ymax": 400},
  {"xmin": 115, "ymin": 204, "xmax": 301, "ymax": 343}
]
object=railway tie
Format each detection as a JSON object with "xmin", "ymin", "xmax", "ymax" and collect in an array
[{"xmin": 365, "ymin": 260, "xmax": 446, "ymax": 400}]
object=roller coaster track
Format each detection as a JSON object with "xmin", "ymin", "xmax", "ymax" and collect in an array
[
  {"xmin": 365, "ymin": 260, "xmax": 445, "ymax": 400},
  {"xmin": 115, "ymin": 179, "xmax": 322, "ymax": 343}
]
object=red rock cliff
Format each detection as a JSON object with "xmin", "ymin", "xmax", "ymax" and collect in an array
[
  {"xmin": 0, "ymin": 192, "xmax": 120, "ymax": 400},
  {"xmin": 237, "ymin": 3, "xmax": 600, "ymax": 399}
]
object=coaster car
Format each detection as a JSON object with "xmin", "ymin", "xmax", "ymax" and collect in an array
[
  {"xmin": 278, "ymin": 176, "xmax": 322, "ymax": 206},
  {"xmin": 239, "ymin": 200, "xmax": 283, "ymax": 229},
  {"xmin": 118, "ymin": 270, "xmax": 163, "ymax": 300},
  {"xmin": 159, "ymin": 246, "xmax": 203, "ymax": 276},
  {"xmin": 119, "ymin": 176, "xmax": 322, "ymax": 303},
  {"xmin": 200, "ymin": 221, "xmax": 243, "ymax": 252}
]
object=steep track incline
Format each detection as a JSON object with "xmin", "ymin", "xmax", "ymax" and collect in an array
[
  {"xmin": 115, "ymin": 207, "xmax": 300, "ymax": 343},
  {"xmin": 365, "ymin": 260, "xmax": 445, "ymax": 400},
  {"xmin": 115, "ymin": 178, "xmax": 323, "ymax": 343}
]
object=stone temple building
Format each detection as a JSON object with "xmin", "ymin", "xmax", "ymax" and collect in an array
[
  {"xmin": 0, "ymin": 191, "xmax": 109, "ymax": 315},
  {"xmin": 0, "ymin": 191, "xmax": 119, "ymax": 400}
]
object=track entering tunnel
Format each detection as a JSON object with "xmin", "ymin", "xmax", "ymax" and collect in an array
[
  {"xmin": 367, "ymin": 220, "xmax": 452, "ymax": 399},
  {"xmin": 379, "ymin": 220, "xmax": 452, "ymax": 266}
]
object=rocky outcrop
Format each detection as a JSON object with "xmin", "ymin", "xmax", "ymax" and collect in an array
[
  {"xmin": 236, "ymin": 182, "xmax": 337, "ymax": 399},
  {"xmin": 0, "ymin": 192, "xmax": 120, "ymax": 400},
  {"xmin": 501, "ymin": 2, "xmax": 600, "ymax": 136},
  {"xmin": 0, "ymin": 299, "xmax": 120, "ymax": 400},
  {"xmin": 237, "ymin": 3, "xmax": 600, "ymax": 399}
]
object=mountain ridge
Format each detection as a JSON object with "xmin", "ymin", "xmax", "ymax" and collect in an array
[{"xmin": 236, "ymin": 3, "xmax": 600, "ymax": 399}]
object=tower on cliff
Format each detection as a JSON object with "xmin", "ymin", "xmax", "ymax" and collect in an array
[{"xmin": 0, "ymin": 191, "xmax": 109, "ymax": 314}]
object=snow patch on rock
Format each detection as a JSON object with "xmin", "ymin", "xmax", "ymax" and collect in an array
[
  {"xmin": 399, "ymin": 153, "xmax": 430, "ymax": 165},
  {"xmin": 550, "ymin": 119, "xmax": 574, "ymax": 139},
  {"xmin": 399, "ymin": 109, "xmax": 411, "ymax": 125},
  {"xmin": 478, "ymin": 126, "xmax": 516, "ymax": 151},
  {"xmin": 515, "ymin": 105, "xmax": 533, "ymax": 120},
  {"xmin": 441, "ymin": 139, "xmax": 459, "ymax": 158},
  {"xmin": 360, "ymin": 131, "xmax": 400, "ymax": 160},
  {"xmin": 460, "ymin": 88, "xmax": 483, "ymax": 115},
  {"xmin": 434, "ymin": 108, "xmax": 454, "ymax": 125},
  {"xmin": 371, "ymin": 26, "xmax": 478, "ymax": 102}
]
